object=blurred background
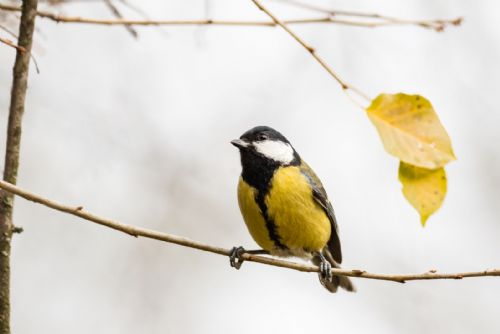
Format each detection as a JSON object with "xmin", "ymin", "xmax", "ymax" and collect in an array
[{"xmin": 1, "ymin": 0, "xmax": 499, "ymax": 333}]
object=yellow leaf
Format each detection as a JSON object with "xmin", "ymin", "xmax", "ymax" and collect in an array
[
  {"xmin": 398, "ymin": 161, "xmax": 447, "ymax": 226},
  {"xmin": 366, "ymin": 93, "xmax": 456, "ymax": 169}
]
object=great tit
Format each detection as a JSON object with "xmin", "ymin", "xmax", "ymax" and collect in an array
[{"xmin": 230, "ymin": 126, "xmax": 355, "ymax": 293}]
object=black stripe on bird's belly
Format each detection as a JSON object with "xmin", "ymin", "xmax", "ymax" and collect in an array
[
  {"xmin": 240, "ymin": 151, "xmax": 292, "ymax": 250},
  {"xmin": 255, "ymin": 190, "xmax": 286, "ymax": 250}
]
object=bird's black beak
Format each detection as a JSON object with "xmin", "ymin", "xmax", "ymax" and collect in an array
[{"xmin": 231, "ymin": 139, "xmax": 250, "ymax": 149}]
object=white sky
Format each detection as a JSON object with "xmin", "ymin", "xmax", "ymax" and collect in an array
[{"xmin": 1, "ymin": 0, "xmax": 500, "ymax": 333}]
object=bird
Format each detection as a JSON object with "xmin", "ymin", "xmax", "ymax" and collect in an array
[{"xmin": 230, "ymin": 126, "xmax": 355, "ymax": 293}]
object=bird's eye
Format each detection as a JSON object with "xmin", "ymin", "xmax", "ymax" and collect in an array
[{"xmin": 257, "ymin": 133, "xmax": 268, "ymax": 141}]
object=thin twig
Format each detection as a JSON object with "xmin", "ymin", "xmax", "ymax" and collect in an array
[
  {"xmin": 250, "ymin": 0, "xmax": 370, "ymax": 103},
  {"xmin": 103, "ymin": 0, "xmax": 138, "ymax": 38},
  {"xmin": 272, "ymin": 0, "xmax": 463, "ymax": 32},
  {"xmin": 0, "ymin": 36, "xmax": 25, "ymax": 52},
  {"xmin": 118, "ymin": 0, "xmax": 150, "ymax": 19},
  {"xmin": 0, "ymin": 179, "xmax": 499, "ymax": 284},
  {"xmin": 0, "ymin": 3, "xmax": 460, "ymax": 30},
  {"xmin": 0, "ymin": 23, "xmax": 18, "ymax": 39},
  {"xmin": 0, "ymin": 0, "xmax": 38, "ymax": 332},
  {"xmin": 0, "ymin": 36, "xmax": 40, "ymax": 74},
  {"xmin": 1, "ymin": 14, "xmax": 40, "ymax": 74}
]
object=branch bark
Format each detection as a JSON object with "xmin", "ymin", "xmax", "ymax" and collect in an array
[
  {"xmin": 0, "ymin": 179, "xmax": 499, "ymax": 285},
  {"xmin": 0, "ymin": 0, "xmax": 38, "ymax": 333},
  {"xmin": 0, "ymin": 3, "xmax": 461, "ymax": 30}
]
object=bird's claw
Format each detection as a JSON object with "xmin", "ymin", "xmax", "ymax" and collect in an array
[
  {"xmin": 229, "ymin": 246, "xmax": 246, "ymax": 270},
  {"xmin": 319, "ymin": 259, "xmax": 332, "ymax": 281}
]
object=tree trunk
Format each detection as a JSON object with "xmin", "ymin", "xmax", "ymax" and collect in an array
[{"xmin": 0, "ymin": 0, "xmax": 38, "ymax": 333}]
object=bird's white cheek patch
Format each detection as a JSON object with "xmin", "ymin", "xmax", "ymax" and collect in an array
[{"xmin": 254, "ymin": 140, "xmax": 294, "ymax": 164}]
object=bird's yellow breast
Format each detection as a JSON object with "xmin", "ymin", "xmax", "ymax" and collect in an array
[
  {"xmin": 266, "ymin": 166, "xmax": 331, "ymax": 253},
  {"xmin": 237, "ymin": 166, "xmax": 331, "ymax": 255}
]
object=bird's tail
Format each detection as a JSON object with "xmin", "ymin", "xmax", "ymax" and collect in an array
[{"xmin": 313, "ymin": 248, "xmax": 356, "ymax": 293}]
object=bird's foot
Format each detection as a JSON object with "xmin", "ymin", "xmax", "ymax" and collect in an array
[
  {"xmin": 229, "ymin": 246, "xmax": 246, "ymax": 270},
  {"xmin": 229, "ymin": 247, "xmax": 269, "ymax": 269},
  {"xmin": 318, "ymin": 254, "xmax": 333, "ymax": 281}
]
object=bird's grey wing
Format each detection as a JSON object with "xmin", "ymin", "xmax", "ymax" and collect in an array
[{"xmin": 300, "ymin": 161, "xmax": 342, "ymax": 264}]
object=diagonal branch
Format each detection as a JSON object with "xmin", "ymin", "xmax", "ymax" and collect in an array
[
  {"xmin": 103, "ymin": 0, "xmax": 138, "ymax": 38},
  {"xmin": 0, "ymin": 36, "xmax": 26, "ymax": 52},
  {"xmin": 0, "ymin": 35, "xmax": 40, "ymax": 73},
  {"xmin": 0, "ymin": 23, "xmax": 18, "ymax": 39},
  {"xmin": 0, "ymin": 179, "xmax": 499, "ymax": 284},
  {"xmin": 250, "ymin": 0, "xmax": 370, "ymax": 103}
]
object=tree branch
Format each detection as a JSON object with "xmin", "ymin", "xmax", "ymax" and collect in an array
[
  {"xmin": 273, "ymin": 0, "xmax": 462, "ymax": 32},
  {"xmin": 0, "ymin": 0, "xmax": 38, "ymax": 332},
  {"xmin": 103, "ymin": 0, "xmax": 138, "ymax": 38},
  {"xmin": 0, "ymin": 23, "xmax": 18, "ymax": 39},
  {"xmin": 0, "ymin": 36, "xmax": 25, "ymax": 52},
  {"xmin": 250, "ymin": 0, "xmax": 370, "ymax": 103},
  {"xmin": 0, "ymin": 34, "xmax": 40, "ymax": 73},
  {"xmin": 0, "ymin": 3, "xmax": 461, "ymax": 30},
  {"xmin": 0, "ymin": 179, "xmax": 499, "ymax": 284}
]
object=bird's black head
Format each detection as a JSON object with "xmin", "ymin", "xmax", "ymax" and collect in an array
[
  {"xmin": 237, "ymin": 126, "xmax": 291, "ymax": 145},
  {"xmin": 231, "ymin": 126, "xmax": 300, "ymax": 189},
  {"xmin": 231, "ymin": 126, "xmax": 300, "ymax": 165}
]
